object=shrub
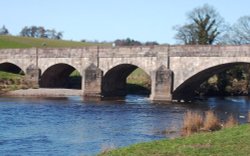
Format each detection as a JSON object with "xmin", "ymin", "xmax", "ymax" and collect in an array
[
  {"xmin": 248, "ymin": 112, "xmax": 250, "ymax": 123},
  {"xmin": 182, "ymin": 111, "xmax": 203, "ymax": 136},
  {"xmin": 100, "ymin": 144, "xmax": 115, "ymax": 155},
  {"xmin": 181, "ymin": 111, "xmax": 240, "ymax": 136},
  {"xmin": 224, "ymin": 114, "xmax": 238, "ymax": 128},
  {"xmin": 203, "ymin": 111, "xmax": 221, "ymax": 131}
]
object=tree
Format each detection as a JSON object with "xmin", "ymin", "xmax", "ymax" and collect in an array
[
  {"xmin": 55, "ymin": 31, "xmax": 63, "ymax": 40},
  {"xmin": 220, "ymin": 15, "xmax": 250, "ymax": 92},
  {"xmin": 30, "ymin": 26, "xmax": 37, "ymax": 37},
  {"xmin": 174, "ymin": 4, "xmax": 225, "ymax": 45},
  {"xmin": 20, "ymin": 26, "xmax": 63, "ymax": 39},
  {"xmin": 145, "ymin": 41, "xmax": 159, "ymax": 46},
  {"xmin": 20, "ymin": 26, "xmax": 30, "ymax": 37},
  {"xmin": 0, "ymin": 25, "xmax": 9, "ymax": 35},
  {"xmin": 45, "ymin": 29, "xmax": 56, "ymax": 39},
  {"xmin": 174, "ymin": 24, "xmax": 197, "ymax": 45},
  {"xmin": 222, "ymin": 16, "xmax": 250, "ymax": 45},
  {"xmin": 37, "ymin": 26, "xmax": 46, "ymax": 38},
  {"xmin": 114, "ymin": 38, "xmax": 142, "ymax": 46}
]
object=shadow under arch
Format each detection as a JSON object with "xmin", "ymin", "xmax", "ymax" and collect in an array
[
  {"xmin": 0, "ymin": 62, "xmax": 25, "ymax": 74},
  {"xmin": 102, "ymin": 64, "xmax": 151, "ymax": 97},
  {"xmin": 173, "ymin": 62, "xmax": 248, "ymax": 101},
  {"xmin": 40, "ymin": 63, "xmax": 82, "ymax": 89}
]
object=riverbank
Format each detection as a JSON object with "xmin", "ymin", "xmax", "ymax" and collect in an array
[
  {"xmin": 0, "ymin": 71, "xmax": 25, "ymax": 94},
  {"xmin": 3, "ymin": 88, "xmax": 82, "ymax": 97},
  {"xmin": 99, "ymin": 124, "xmax": 250, "ymax": 156}
]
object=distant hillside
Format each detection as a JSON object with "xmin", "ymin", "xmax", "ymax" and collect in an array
[{"xmin": 0, "ymin": 35, "xmax": 111, "ymax": 49}]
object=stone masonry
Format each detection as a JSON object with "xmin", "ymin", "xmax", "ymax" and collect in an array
[{"xmin": 1, "ymin": 45, "xmax": 250, "ymax": 101}]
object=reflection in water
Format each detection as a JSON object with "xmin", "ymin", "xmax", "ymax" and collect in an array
[{"xmin": 0, "ymin": 95, "xmax": 249, "ymax": 155}]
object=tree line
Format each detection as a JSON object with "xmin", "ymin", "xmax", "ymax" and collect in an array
[
  {"xmin": 114, "ymin": 38, "xmax": 159, "ymax": 46},
  {"xmin": 0, "ymin": 25, "xmax": 63, "ymax": 40},
  {"xmin": 20, "ymin": 26, "xmax": 63, "ymax": 39}
]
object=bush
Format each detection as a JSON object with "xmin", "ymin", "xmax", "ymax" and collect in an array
[
  {"xmin": 224, "ymin": 114, "xmax": 238, "ymax": 128},
  {"xmin": 248, "ymin": 112, "xmax": 250, "ymax": 123},
  {"xmin": 203, "ymin": 111, "xmax": 221, "ymax": 131},
  {"xmin": 182, "ymin": 110, "xmax": 240, "ymax": 136},
  {"xmin": 182, "ymin": 111, "xmax": 203, "ymax": 136}
]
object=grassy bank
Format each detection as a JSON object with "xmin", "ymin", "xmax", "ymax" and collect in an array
[
  {"xmin": 127, "ymin": 68, "xmax": 150, "ymax": 87},
  {"xmin": 0, "ymin": 35, "xmax": 110, "ymax": 49},
  {"xmin": 0, "ymin": 71, "xmax": 24, "ymax": 92},
  {"xmin": 100, "ymin": 124, "xmax": 250, "ymax": 156},
  {"xmin": 126, "ymin": 68, "xmax": 151, "ymax": 94},
  {"xmin": 0, "ymin": 71, "xmax": 23, "ymax": 80}
]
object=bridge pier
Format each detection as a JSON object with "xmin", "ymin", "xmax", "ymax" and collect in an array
[
  {"xmin": 150, "ymin": 65, "xmax": 173, "ymax": 101},
  {"xmin": 83, "ymin": 64, "xmax": 103, "ymax": 99},
  {"xmin": 25, "ymin": 65, "xmax": 40, "ymax": 88}
]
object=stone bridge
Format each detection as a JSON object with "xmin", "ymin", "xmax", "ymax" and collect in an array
[{"xmin": 1, "ymin": 45, "xmax": 250, "ymax": 101}]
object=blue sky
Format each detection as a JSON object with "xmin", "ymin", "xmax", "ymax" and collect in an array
[{"xmin": 1, "ymin": 0, "xmax": 250, "ymax": 44}]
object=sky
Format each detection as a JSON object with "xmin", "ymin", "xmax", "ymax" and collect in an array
[{"xmin": 1, "ymin": 0, "xmax": 250, "ymax": 44}]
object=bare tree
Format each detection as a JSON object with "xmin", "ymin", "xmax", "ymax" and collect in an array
[
  {"xmin": 174, "ymin": 24, "xmax": 197, "ymax": 45},
  {"xmin": 222, "ymin": 16, "xmax": 250, "ymax": 45},
  {"xmin": 174, "ymin": 4, "xmax": 225, "ymax": 45}
]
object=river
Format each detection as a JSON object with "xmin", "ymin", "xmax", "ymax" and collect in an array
[{"xmin": 0, "ymin": 95, "xmax": 250, "ymax": 155}]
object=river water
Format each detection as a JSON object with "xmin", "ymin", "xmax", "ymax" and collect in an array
[{"xmin": 0, "ymin": 95, "xmax": 250, "ymax": 155}]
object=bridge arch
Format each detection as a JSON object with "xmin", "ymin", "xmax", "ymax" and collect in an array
[
  {"xmin": 173, "ymin": 62, "xmax": 249, "ymax": 100},
  {"xmin": 172, "ymin": 57, "xmax": 250, "ymax": 91},
  {"xmin": 101, "ymin": 58, "xmax": 154, "ymax": 76},
  {"xmin": 102, "ymin": 63, "xmax": 151, "ymax": 97},
  {"xmin": 40, "ymin": 60, "xmax": 82, "ymax": 76},
  {"xmin": 39, "ymin": 63, "xmax": 82, "ymax": 89},
  {"xmin": 0, "ymin": 62, "xmax": 25, "ymax": 74}
]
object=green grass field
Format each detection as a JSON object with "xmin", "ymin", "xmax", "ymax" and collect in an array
[
  {"xmin": 0, "ymin": 35, "xmax": 111, "ymax": 49},
  {"xmin": 100, "ymin": 124, "xmax": 250, "ymax": 156}
]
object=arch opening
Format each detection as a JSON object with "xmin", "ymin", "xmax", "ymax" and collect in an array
[
  {"xmin": 0, "ymin": 62, "xmax": 25, "ymax": 92},
  {"xmin": 40, "ymin": 63, "xmax": 82, "ymax": 89},
  {"xmin": 0, "ymin": 62, "xmax": 24, "ymax": 75},
  {"xmin": 102, "ymin": 64, "xmax": 151, "ymax": 98},
  {"xmin": 173, "ymin": 62, "xmax": 250, "ymax": 101}
]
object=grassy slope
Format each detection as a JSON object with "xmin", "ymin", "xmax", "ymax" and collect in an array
[
  {"xmin": 0, "ymin": 71, "xmax": 23, "ymax": 80},
  {"xmin": 100, "ymin": 124, "xmax": 250, "ymax": 156},
  {"xmin": 0, "ymin": 71, "xmax": 24, "ymax": 91},
  {"xmin": 127, "ymin": 68, "xmax": 151, "ymax": 87},
  {"xmin": 0, "ymin": 35, "xmax": 111, "ymax": 48}
]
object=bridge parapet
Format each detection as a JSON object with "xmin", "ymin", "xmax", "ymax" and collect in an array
[
  {"xmin": 1, "ymin": 45, "xmax": 250, "ymax": 59},
  {"xmin": 37, "ymin": 48, "xmax": 96, "ymax": 58},
  {"xmin": 169, "ymin": 45, "xmax": 250, "ymax": 57},
  {"xmin": 0, "ymin": 48, "xmax": 37, "ymax": 59},
  {"xmin": 98, "ymin": 46, "xmax": 161, "ymax": 58}
]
